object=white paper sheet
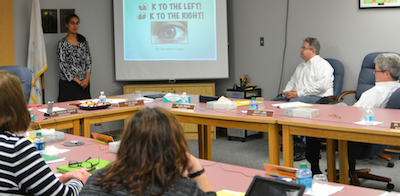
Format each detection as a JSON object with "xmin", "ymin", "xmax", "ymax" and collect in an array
[{"xmin": 271, "ymin": 101, "xmax": 313, "ymax": 109}]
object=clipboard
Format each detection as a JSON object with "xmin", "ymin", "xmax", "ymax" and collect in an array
[{"xmin": 91, "ymin": 132, "xmax": 114, "ymax": 145}]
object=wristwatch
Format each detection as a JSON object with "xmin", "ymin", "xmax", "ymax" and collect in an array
[{"xmin": 188, "ymin": 168, "xmax": 205, "ymax": 179}]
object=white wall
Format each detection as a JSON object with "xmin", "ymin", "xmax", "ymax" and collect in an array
[
  {"xmin": 224, "ymin": 0, "xmax": 400, "ymax": 101},
  {"xmin": 13, "ymin": 0, "xmax": 400, "ymax": 130}
]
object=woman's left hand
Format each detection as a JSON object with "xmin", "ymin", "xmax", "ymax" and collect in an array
[{"xmin": 80, "ymin": 78, "xmax": 89, "ymax": 89}]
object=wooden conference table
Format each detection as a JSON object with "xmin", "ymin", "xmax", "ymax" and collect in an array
[
  {"xmin": 32, "ymin": 94, "xmax": 286, "ymax": 165},
  {"xmin": 47, "ymin": 133, "xmax": 392, "ymax": 195},
  {"xmin": 33, "ymin": 92, "xmax": 400, "ymax": 185},
  {"xmin": 280, "ymin": 105, "xmax": 400, "ymax": 184},
  {"xmin": 31, "ymin": 94, "xmax": 142, "ymax": 137}
]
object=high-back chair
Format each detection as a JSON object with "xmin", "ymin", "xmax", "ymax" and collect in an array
[
  {"xmin": 0, "ymin": 65, "xmax": 32, "ymax": 103},
  {"xmin": 338, "ymin": 52, "xmax": 400, "ymax": 101},
  {"xmin": 338, "ymin": 52, "xmax": 400, "ymax": 165},
  {"xmin": 348, "ymin": 88, "xmax": 400, "ymax": 190},
  {"xmin": 325, "ymin": 58, "xmax": 344, "ymax": 98},
  {"xmin": 338, "ymin": 52, "xmax": 400, "ymax": 190}
]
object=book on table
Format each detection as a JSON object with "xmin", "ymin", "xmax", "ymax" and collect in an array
[
  {"xmin": 41, "ymin": 154, "xmax": 66, "ymax": 164},
  {"xmin": 57, "ymin": 158, "xmax": 111, "ymax": 174}
]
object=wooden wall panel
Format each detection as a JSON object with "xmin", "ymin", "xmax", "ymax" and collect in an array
[{"xmin": 0, "ymin": 0, "xmax": 15, "ymax": 66}]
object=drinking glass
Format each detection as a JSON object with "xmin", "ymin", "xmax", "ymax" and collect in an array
[
  {"xmin": 135, "ymin": 90, "xmax": 142, "ymax": 99},
  {"xmin": 256, "ymin": 97, "xmax": 265, "ymax": 110},
  {"xmin": 312, "ymin": 174, "xmax": 329, "ymax": 195}
]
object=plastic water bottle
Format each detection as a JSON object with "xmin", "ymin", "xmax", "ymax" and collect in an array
[
  {"xmin": 364, "ymin": 106, "xmax": 374, "ymax": 125},
  {"xmin": 99, "ymin": 91, "xmax": 106, "ymax": 103},
  {"xmin": 181, "ymin": 92, "xmax": 189, "ymax": 104},
  {"xmin": 296, "ymin": 162, "xmax": 312, "ymax": 193},
  {"xmin": 249, "ymin": 97, "xmax": 258, "ymax": 110},
  {"xmin": 34, "ymin": 132, "xmax": 45, "ymax": 152}
]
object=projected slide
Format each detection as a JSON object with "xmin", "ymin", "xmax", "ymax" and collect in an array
[{"xmin": 124, "ymin": 0, "xmax": 216, "ymax": 61}]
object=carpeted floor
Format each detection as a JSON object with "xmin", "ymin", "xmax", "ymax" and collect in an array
[{"xmin": 187, "ymin": 132, "xmax": 400, "ymax": 192}]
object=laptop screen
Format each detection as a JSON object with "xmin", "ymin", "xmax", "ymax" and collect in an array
[{"xmin": 246, "ymin": 175, "xmax": 305, "ymax": 196}]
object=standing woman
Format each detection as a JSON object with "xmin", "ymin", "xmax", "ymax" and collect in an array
[
  {"xmin": 0, "ymin": 70, "xmax": 90, "ymax": 195},
  {"xmin": 57, "ymin": 14, "xmax": 92, "ymax": 102}
]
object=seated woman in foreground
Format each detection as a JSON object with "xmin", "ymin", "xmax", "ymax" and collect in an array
[
  {"xmin": 80, "ymin": 107, "xmax": 216, "ymax": 196},
  {"xmin": 0, "ymin": 70, "xmax": 90, "ymax": 195}
]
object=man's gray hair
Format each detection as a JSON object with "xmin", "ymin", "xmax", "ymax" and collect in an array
[
  {"xmin": 374, "ymin": 53, "xmax": 400, "ymax": 80},
  {"xmin": 304, "ymin": 37, "xmax": 320, "ymax": 55}
]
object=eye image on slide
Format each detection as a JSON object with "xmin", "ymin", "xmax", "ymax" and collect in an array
[{"xmin": 151, "ymin": 21, "xmax": 188, "ymax": 44}]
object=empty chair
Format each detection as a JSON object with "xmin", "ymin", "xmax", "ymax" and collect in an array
[{"xmin": 0, "ymin": 65, "xmax": 32, "ymax": 103}]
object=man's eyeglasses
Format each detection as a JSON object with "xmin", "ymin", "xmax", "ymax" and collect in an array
[
  {"xmin": 68, "ymin": 157, "xmax": 99, "ymax": 168},
  {"xmin": 373, "ymin": 70, "xmax": 386, "ymax": 74},
  {"xmin": 301, "ymin": 47, "xmax": 313, "ymax": 50}
]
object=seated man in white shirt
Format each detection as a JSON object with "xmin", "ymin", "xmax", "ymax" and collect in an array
[
  {"xmin": 272, "ymin": 37, "xmax": 334, "ymax": 103},
  {"xmin": 353, "ymin": 53, "xmax": 400, "ymax": 108},
  {"xmin": 306, "ymin": 53, "xmax": 400, "ymax": 174}
]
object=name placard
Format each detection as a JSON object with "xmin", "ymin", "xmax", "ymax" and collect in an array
[
  {"xmin": 118, "ymin": 100, "xmax": 145, "ymax": 107},
  {"xmin": 171, "ymin": 103, "xmax": 196, "ymax": 112},
  {"xmin": 390, "ymin": 121, "xmax": 400, "ymax": 130},
  {"xmin": 50, "ymin": 109, "xmax": 78, "ymax": 117},
  {"xmin": 247, "ymin": 109, "xmax": 275, "ymax": 118}
]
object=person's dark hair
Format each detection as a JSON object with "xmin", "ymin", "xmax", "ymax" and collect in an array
[
  {"xmin": 304, "ymin": 37, "xmax": 321, "ymax": 55},
  {"xmin": 96, "ymin": 107, "xmax": 190, "ymax": 196},
  {"xmin": 374, "ymin": 53, "xmax": 400, "ymax": 80},
  {"xmin": 65, "ymin": 14, "xmax": 80, "ymax": 25},
  {"xmin": 0, "ymin": 70, "xmax": 30, "ymax": 132},
  {"xmin": 65, "ymin": 14, "xmax": 86, "ymax": 42}
]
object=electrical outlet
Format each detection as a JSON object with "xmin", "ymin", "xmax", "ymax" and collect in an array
[{"xmin": 260, "ymin": 37, "xmax": 264, "ymax": 46}]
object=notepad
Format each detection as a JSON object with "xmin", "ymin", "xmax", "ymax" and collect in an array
[{"xmin": 216, "ymin": 190, "xmax": 245, "ymax": 196}]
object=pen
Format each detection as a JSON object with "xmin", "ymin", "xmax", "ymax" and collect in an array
[
  {"xmin": 269, "ymin": 175, "xmax": 287, "ymax": 179},
  {"xmin": 329, "ymin": 114, "xmax": 341, "ymax": 119},
  {"xmin": 28, "ymin": 104, "xmax": 42, "ymax": 108}
]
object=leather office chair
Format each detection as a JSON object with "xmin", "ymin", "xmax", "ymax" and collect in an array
[
  {"xmin": 337, "ymin": 52, "xmax": 400, "ymax": 190},
  {"xmin": 338, "ymin": 52, "xmax": 400, "ymax": 167},
  {"xmin": 0, "ymin": 65, "xmax": 32, "ymax": 103},
  {"xmin": 325, "ymin": 58, "xmax": 344, "ymax": 98},
  {"xmin": 338, "ymin": 52, "xmax": 400, "ymax": 101},
  {"xmin": 347, "ymin": 89, "xmax": 400, "ymax": 190}
]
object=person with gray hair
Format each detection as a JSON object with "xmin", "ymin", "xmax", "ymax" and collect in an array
[
  {"xmin": 272, "ymin": 37, "xmax": 334, "ymax": 103},
  {"xmin": 306, "ymin": 53, "xmax": 400, "ymax": 175},
  {"xmin": 353, "ymin": 53, "xmax": 400, "ymax": 108}
]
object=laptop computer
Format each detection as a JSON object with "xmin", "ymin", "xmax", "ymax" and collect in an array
[{"xmin": 245, "ymin": 175, "xmax": 305, "ymax": 196}]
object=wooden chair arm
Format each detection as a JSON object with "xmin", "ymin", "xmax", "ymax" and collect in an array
[
  {"xmin": 328, "ymin": 95, "xmax": 337, "ymax": 100},
  {"xmin": 337, "ymin": 90, "xmax": 356, "ymax": 102}
]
